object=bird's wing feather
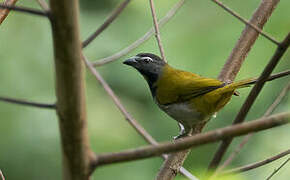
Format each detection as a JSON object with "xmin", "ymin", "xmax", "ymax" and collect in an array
[{"xmin": 156, "ymin": 65, "xmax": 225, "ymax": 105}]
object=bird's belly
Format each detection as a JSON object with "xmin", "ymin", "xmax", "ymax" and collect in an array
[{"xmin": 158, "ymin": 102, "xmax": 209, "ymax": 127}]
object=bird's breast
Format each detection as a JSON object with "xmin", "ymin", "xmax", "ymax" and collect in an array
[{"xmin": 156, "ymin": 100, "xmax": 210, "ymax": 127}]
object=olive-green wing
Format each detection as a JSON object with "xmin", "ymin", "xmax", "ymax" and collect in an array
[
  {"xmin": 155, "ymin": 66, "xmax": 225, "ymax": 105},
  {"xmin": 175, "ymin": 76, "xmax": 225, "ymax": 102}
]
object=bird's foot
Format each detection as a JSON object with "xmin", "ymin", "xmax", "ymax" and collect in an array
[
  {"xmin": 174, "ymin": 124, "xmax": 192, "ymax": 140},
  {"xmin": 173, "ymin": 133, "xmax": 191, "ymax": 140}
]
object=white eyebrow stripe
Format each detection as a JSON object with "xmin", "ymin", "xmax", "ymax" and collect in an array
[{"xmin": 140, "ymin": 57, "xmax": 153, "ymax": 62}]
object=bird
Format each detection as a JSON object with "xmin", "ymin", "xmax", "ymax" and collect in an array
[{"xmin": 123, "ymin": 53, "xmax": 256, "ymax": 138}]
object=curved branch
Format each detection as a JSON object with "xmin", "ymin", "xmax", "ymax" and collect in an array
[
  {"xmin": 0, "ymin": 3, "xmax": 48, "ymax": 17},
  {"xmin": 218, "ymin": 0, "xmax": 280, "ymax": 82},
  {"xmin": 266, "ymin": 157, "xmax": 290, "ymax": 180},
  {"xmin": 212, "ymin": 0, "xmax": 279, "ymax": 45},
  {"xmin": 89, "ymin": 112, "xmax": 289, "ymax": 169},
  {"xmin": 0, "ymin": 96, "xmax": 55, "ymax": 109},
  {"xmin": 219, "ymin": 149, "xmax": 290, "ymax": 176},
  {"xmin": 92, "ymin": 0, "xmax": 185, "ymax": 67},
  {"xmin": 82, "ymin": 0, "xmax": 131, "ymax": 48}
]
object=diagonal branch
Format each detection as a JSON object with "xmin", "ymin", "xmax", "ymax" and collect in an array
[
  {"xmin": 83, "ymin": 55, "xmax": 197, "ymax": 180},
  {"xmin": 215, "ymin": 82, "xmax": 290, "ymax": 173},
  {"xmin": 92, "ymin": 0, "xmax": 184, "ymax": 67},
  {"xmin": 208, "ymin": 32, "xmax": 290, "ymax": 172},
  {"xmin": 212, "ymin": 0, "xmax": 279, "ymax": 45},
  {"xmin": 219, "ymin": 149, "xmax": 290, "ymax": 176},
  {"xmin": 0, "ymin": 0, "xmax": 18, "ymax": 25},
  {"xmin": 0, "ymin": 96, "xmax": 56, "ymax": 109},
  {"xmin": 148, "ymin": 0, "xmax": 167, "ymax": 62},
  {"xmin": 0, "ymin": 3, "xmax": 48, "ymax": 17},
  {"xmin": 90, "ymin": 112, "xmax": 289, "ymax": 168},
  {"xmin": 218, "ymin": 0, "xmax": 280, "ymax": 82},
  {"xmin": 82, "ymin": 0, "xmax": 131, "ymax": 48},
  {"xmin": 266, "ymin": 157, "xmax": 290, "ymax": 180},
  {"xmin": 83, "ymin": 55, "xmax": 156, "ymax": 144}
]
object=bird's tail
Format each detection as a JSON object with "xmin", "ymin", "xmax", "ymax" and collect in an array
[
  {"xmin": 232, "ymin": 78, "xmax": 257, "ymax": 89},
  {"xmin": 230, "ymin": 70, "xmax": 290, "ymax": 89}
]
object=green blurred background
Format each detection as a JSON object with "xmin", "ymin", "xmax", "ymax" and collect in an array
[{"xmin": 0, "ymin": 0, "xmax": 289, "ymax": 179}]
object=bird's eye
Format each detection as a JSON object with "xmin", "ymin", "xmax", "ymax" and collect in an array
[{"xmin": 142, "ymin": 57, "xmax": 153, "ymax": 63}]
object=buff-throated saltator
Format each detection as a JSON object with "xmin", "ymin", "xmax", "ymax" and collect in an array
[{"xmin": 123, "ymin": 53, "xmax": 256, "ymax": 138}]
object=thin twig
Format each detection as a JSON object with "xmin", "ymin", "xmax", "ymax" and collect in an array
[
  {"xmin": 36, "ymin": 0, "xmax": 49, "ymax": 11},
  {"xmin": 219, "ymin": 149, "xmax": 290, "ymax": 176},
  {"xmin": 82, "ymin": 0, "xmax": 131, "ymax": 48},
  {"xmin": 83, "ymin": 55, "xmax": 156, "ymax": 144},
  {"xmin": 148, "ymin": 0, "xmax": 167, "ymax": 62},
  {"xmin": 83, "ymin": 54, "xmax": 197, "ymax": 180},
  {"xmin": 0, "ymin": 3, "xmax": 48, "ymax": 17},
  {"xmin": 212, "ymin": 0, "xmax": 280, "ymax": 45},
  {"xmin": 92, "ymin": 0, "xmax": 184, "ymax": 67},
  {"xmin": 265, "ymin": 70, "xmax": 290, "ymax": 82},
  {"xmin": 217, "ymin": 0, "xmax": 280, "ymax": 82},
  {"xmin": 264, "ymin": 82, "xmax": 290, "ymax": 116},
  {"xmin": 90, "ymin": 112, "xmax": 289, "ymax": 168},
  {"xmin": 208, "ymin": 32, "xmax": 290, "ymax": 172},
  {"xmin": 0, "ymin": 96, "xmax": 56, "ymax": 109},
  {"xmin": 216, "ymin": 82, "xmax": 290, "ymax": 173},
  {"xmin": 0, "ymin": 0, "xmax": 18, "ymax": 25},
  {"xmin": 214, "ymin": 134, "xmax": 251, "ymax": 175},
  {"xmin": 266, "ymin": 157, "xmax": 290, "ymax": 180}
]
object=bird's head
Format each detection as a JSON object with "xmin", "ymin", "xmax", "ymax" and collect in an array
[
  {"xmin": 123, "ymin": 53, "xmax": 166, "ymax": 85},
  {"xmin": 123, "ymin": 53, "xmax": 166, "ymax": 95}
]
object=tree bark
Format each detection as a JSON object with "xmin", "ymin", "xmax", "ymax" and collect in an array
[
  {"xmin": 156, "ymin": 122, "xmax": 206, "ymax": 180},
  {"xmin": 49, "ymin": 0, "xmax": 92, "ymax": 179}
]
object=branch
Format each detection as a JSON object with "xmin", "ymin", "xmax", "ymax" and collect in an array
[
  {"xmin": 89, "ymin": 112, "xmax": 289, "ymax": 169},
  {"xmin": 0, "ymin": 96, "xmax": 55, "ymax": 109},
  {"xmin": 83, "ymin": 55, "xmax": 157, "ymax": 144},
  {"xmin": 92, "ymin": 0, "xmax": 184, "ymax": 67},
  {"xmin": 83, "ymin": 55, "xmax": 197, "ymax": 180},
  {"xmin": 0, "ymin": 0, "xmax": 18, "ymax": 25},
  {"xmin": 208, "ymin": 32, "xmax": 290, "ymax": 172},
  {"xmin": 157, "ymin": 1, "xmax": 283, "ymax": 176},
  {"xmin": 82, "ymin": 0, "xmax": 131, "ymax": 48},
  {"xmin": 155, "ymin": 72, "xmax": 290, "ymax": 180},
  {"xmin": 148, "ymin": 0, "xmax": 167, "ymax": 62},
  {"xmin": 217, "ymin": 0, "xmax": 280, "ymax": 82},
  {"xmin": 49, "ymin": 0, "xmax": 92, "ymax": 179},
  {"xmin": 266, "ymin": 157, "xmax": 290, "ymax": 180},
  {"xmin": 219, "ymin": 149, "xmax": 290, "ymax": 176},
  {"xmin": 265, "ymin": 70, "xmax": 290, "ymax": 82},
  {"xmin": 156, "ymin": 123, "xmax": 206, "ymax": 180},
  {"xmin": 0, "ymin": 3, "xmax": 48, "ymax": 17},
  {"xmin": 212, "ymin": 0, "xmax": 279, "ymax": 45},
  {"xmin": 216, "ymin": 82, "xmax": 290, "ymax": 173}
]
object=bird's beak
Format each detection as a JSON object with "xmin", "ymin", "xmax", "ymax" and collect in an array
[{"xmin": 123, "ymin": 56, "xmax": 138, "ymax": 66}]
